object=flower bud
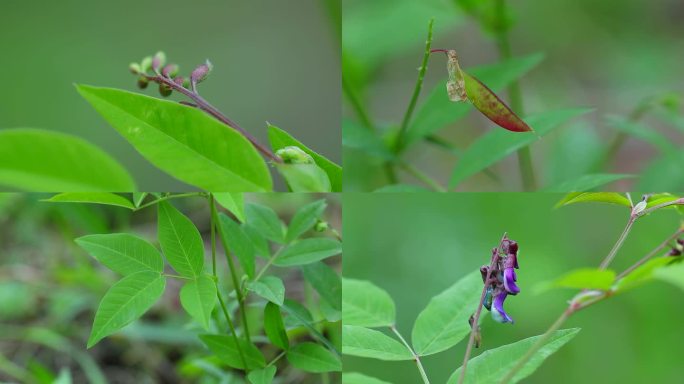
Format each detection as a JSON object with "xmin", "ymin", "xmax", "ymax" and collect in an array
[
  {"xmin": 632, "ymin": 200, "xmax": 647, "ymax": 215},
  {"xmin": 191, "ymin": 60, "xmax": 213, "ymax": 84},
  {"xmin": 159, "ymin": 83, "xmax": 172, "ymax": 97},
  {"xmin": 173, "ymin": 76, "xmax": 185, "ymax": 86},
  {"xmin": 129, "ymin": 62, "xmax": 142, "ymax": 74},
  {"xmin": 314, "ymin": 220, "xmax": 329, "ymax": 232},
  {"xmin": 140, "ymin": 56, "xmax": 153, "ymax": 73},
  {"xmin": 137, "ymin": 76, "xmax": 149, "ymax": 89},
  {"xmin": 152, "ymin": 51, "xmax": 166, "ymax": 71},
  {"xmin": 275, "ymin": 146, "xmax": 315, "ymax": 164},
  {"xmin": 162, "ymin": 64, "xmax": 179, "ymax": 78}
]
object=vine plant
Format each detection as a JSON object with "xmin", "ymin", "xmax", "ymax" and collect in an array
[
  {"xmin": 45, "ymin": 192, "xmax": 342, "ymax": 383},
  {"xmin": 341, "ymin": 192, "xmax": 684, "ymax": 383}
]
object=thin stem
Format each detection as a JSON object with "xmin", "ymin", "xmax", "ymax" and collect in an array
[
  {"xmin": 163, "ymin": 273, "xmax": 193, "ymax": 280},
  {"xmin": 211, "ymin": 198, "xmax": 252, "ymax": 342},
  {"xmin": 254, "ymin": 247, "xmax": 285, "ymax": 283},
  {"xmin": 134, "ymin": 192, "xmax": 205, "ymax": 211},
  {"xmin": 499, "ymin": 308, "xmax": 573, "ymax": 384},
  {"xmin": 267, "ymin": 351, "xmax": 287, "ymax": 367},
  {"xmin": 216, "ymin": 291, "xmax": 249, "ymax": 370},
  {"xmin": 209, "ymin": 194, "xmax": 217, "ymax": 277},
  {"xmin": 143, "ymin": 74, "xmax": 279, "ymax": 162},
  {"xmin": 617, "ymin": 228, "xmax": 683, "ymax": 279},
  {"xmin": 342, "ymin": 76, "xmax": 376, "ymax": 132},
  {"xmin": 494, "ymin": 0, "xmax": 536, "ymax": 191},
  {"xmin": 395, "ymin": 18, "xmax": 435, "ymax": 152},
  {"xmin": 390, "ymin": 325, "xmax": 430, "ymax": 384},
  {"xmin": 637, "ymin": 198, "xmax": 684, "ymax": 217},
  {"xmin": 399, "ymin": 162, "xmax": 446, "ymax": 192},
  {"xmin": 598, "ymin": 216, "xmax": 635, "ymax": 270}
]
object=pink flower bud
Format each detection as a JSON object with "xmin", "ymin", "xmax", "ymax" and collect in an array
[{"xmin": 191, "ymin": 60, "xmax": 213, "ymax": 84}]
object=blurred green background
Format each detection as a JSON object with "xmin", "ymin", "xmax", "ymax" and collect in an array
[
  {"xmin": 343, "ymin": 0, "xmax": 684, "ymax": 191},
  {"xmin": 343, "ymin": 193, "xmax": 683, "ymax": 383},
  {"xmin": 0, "ymin": 0, "xmax": 340, "ymax": 190},
  {"xmin": 0, "ymin": 193, "xmax": 341, "ymax": 383}
]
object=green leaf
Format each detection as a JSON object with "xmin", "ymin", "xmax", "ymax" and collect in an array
[
  {"xmin": 342, "ymin": 325, "xmax": 413, "ymax": 361},
  {"xmin": 463, "ymin": 71, "xmax": 532, "ymax": 132},
  {"xmin": 411, "ymin": 270, "xmax": 482, "ymax": 356},
  {"xmin": 343, "ymin": 372, "xmax": 393, "ymax": 384},
  {"xmin": 287, "ymin": 342, "xmax": 341, "ymax": 373},
  {"xmin": 157, "ymin": 201, "xmax": 204, "ymax": 278},
  {"xmin": 267, "ymin": 124, "xmax": 342, "ymax": 192},
  {"xmin": 88, "ymin": 271, "xmax": 166, "ymax": 348},
  {"xmin": 76, "ymin": 233, "xmax": 164, "ymax": 276},
  {"xmin": 446, "ymin": 328, "xmax": 581, "ymax": 384},
  {"xmin": 450, "ymin": 108, "xmax": 592, "ymax": 187},
  {"xmin": 179, "ymin": 275, "xmax": 216, "ymax": 331},
  {"xmin": 274, "ymin": 238, "xmax": 342, "ymax": 267},
  {"xmin": 76, "ymin": 85, "xmax": 271, "ymax": 191},
  {"xmin": 132, "ymin": 192, "xmax": 147, "ymax": 207},
  {"xmin": 342, "ymin": 119, "xmax": 395, "ymax": 160},
  {"xmin": 247, "ymin": 366, "xmax": 276, "ymax": 384},
  {"xmin": 614, "ymin": 257, "xmax": 673, "ymax": 292},
  {"xmin": 287, "ymin": 199, "xmax": 328, "ymax": 242},
  {"xmin": 342, "ymin": 278, "xmax": 395, "ymax": 328},
  {"xmin": 275, "ymin": 163, "xmax": 332, "ymax": 192},
  {"xmin": 0, "ymin": 128, "xmax": 135, "ymax": 191},
  {"xmin": 247, "ymin": 276, "xmax": 285, "ymax": 306},
  {"xmin": 264, "ymin": 301, "xmax": 289, "ymax": 350},
  {"xmin": 554, "ymin": 192, "xmax": 632, "ymax": 208},
  {"xmin": 245, "ymin": 203, "xmax": 286, "ymax": 243},
  {"xmin": 535, "ymin": 269, "xmax": 616, "ymax": 294},
  {"xmin": 213, "ymin": 193, "xmax": 245, "ymax": 222},
  {"xmin": 654, "ymin": 263, "xmax": 684, "ymax": 291},
  {"xmin": 606, "ymin": 115, "xmax": 677, "ymax": 154},
  {"xmin": 199, "ymin": 334, "xmax": 266, "ymax": 370},
  {"xmin": 373, "ymin": 184, "xmax": 430, "ymax": 193},
  {"xmin": 44, "ymin": 193, "xmax": 135, "ymax": 209},
  {"xmin": 218, "ymin": 213, "xmax": 256, "ymax": 278},
  {"xmin": 407, "ymin": 53, "xmax": 544, "ymax": 144},
  {"xmin": 244, "ymin": 225, "xmax": 270, "ymax": 258},
  {"xmin": 302, "ymin": 262, "xmax": 341, "ymax": 310},
  {"xmin": 282, "ymin": 299, "xmax": 338, "ymax": 354},
  {"xmin": 541, "ymin": 174, "xmax": 635, "ymax": 192}
]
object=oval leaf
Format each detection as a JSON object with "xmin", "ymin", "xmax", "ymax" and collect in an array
[
  {"xmin": 535, "ymin": 268, "xmax": 616, "ymax": 294},
  {"xmin": 555, "ymin": 192, "xmax": 632, "ymax": 208},
  {"xmin": 218, "ymin": 213, "xmax": 256, "ymax": 278},
  {"xmin": 180, "ymin": 274, "xmax": 217, "ymax": 330},
  {"xmin": 44, "ymin": 193, "xmax": 135, "ymax": 209},
  {"xmin": 287, "ymin": 199, "xmax": 328, "ymax": 242},
  {"xmin": 199, "ymin": 334, "xmax": 266, "ymax": 370},
  {"xmin": 213, "ymin": 193, "xmax": 245, "ymax": 222},
  {"xmin": 76, "ymin": 233, "xmax": 164, "ymax": 275},
  {"xmin": 247, "ymin": 366, "xmax": 277, "ymax": 384},
  {"xmin": 275, "ymin": 163, "xmax": 332, "ymax": 192},
  {"xmin": 264, "ymin": 301, "xmax": 289, "ymax": 350},
  {"xmin": 302, "ymin": 262, "xmax": 341, "ymax": 310},
  {"xmin": 76, "ymin": 85, "xmax": 271, "ymax": 191},
  {"xmin": 342, "ymin": 279, "xmax": 395, "ymax": 328},
  {"xmin": 446, "ymin": 328, "xmax": 581, "ymax": 384},
  {"xmin": 247, "ymin": 276, "xmax": 285, "ymax": 306},
  {"xmin": 0, "ymin": 128, "xmax": 135, "ymax": 191},
  {"xmin": 411, "ymin": 270, "xmax": 482, "ymax": 356},
  {"xmin": 157, "ymin": 201, "xmax": 204, "ymax": 278},
  {"xmin": 273, "ymin": 238, "xmax": 342, "ymax": 267},
  {"xmin": 463, "ymin": 72, "xmax": 532, "ymax": 132},
  {"xmin": 245, "ymin": 203, "xmax": 286, "ymax": 243},
  {"xmin": 342, "ymin": 325, "xmax": 413, "ymax": 361},
  {"xmin": 88, "ymin": 271, "xmax": 165, "ymax": 348},
  {"xmin": 287, "ymin": 342, "xmax": 341, "ymax": 373}
]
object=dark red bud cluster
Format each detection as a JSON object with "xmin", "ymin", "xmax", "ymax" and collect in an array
[{"xmin": 128, "ymin": 52, "xmax": 214, "ymax": 97}]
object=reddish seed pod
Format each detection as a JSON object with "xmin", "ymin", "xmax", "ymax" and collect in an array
[{"xmin": 191, "ymin": 60, "xmax": 213, "ymax": 85}]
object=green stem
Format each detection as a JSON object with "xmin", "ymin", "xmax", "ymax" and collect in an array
[
  {"xmin": 216, "ymin": 291, "xmax": 249, "ymax": 370},
  {"xmin": 163, "ymin": 273, "xmax": 193, "ymax": 280},
  {"xmin": 134, "ymin": 192, "xmax": 205, "ymax": 211},
  {"xmin": 494, "ymin": 0, "xmax": 536, "ymax": 191},
  {"xmin": 343, "ymin": 76, "xmax": 376, "ymax": 133},
  {"xmin": 267, "ymin": 351, "xmax": 287, "ymax": 367},
  {"xmin": 210, "ymin": 194, "xmax": 217, "ymax": 277},
  {"xmin": 617, "ymin": 227, "xmax": 683, "ymax": 279},
  {"xmin": 254, "ymin": 247, "xmax": 285, "ymax": 283},
  {"xmin": 399, "ymin": 162, "xmax": 446, "ymax": 192},
  {"xmin": 0, "ymin": 354, "xmax": 35, "ymax": 384},
  {"xmin": 395, "ymin": 18, "xmax": 435, "ymax": 153},
  {"xmin": 211, "ymin": 198, "xmax": 252, "ymax": 342},
  {"xmin": 598, "ymin": 215, "xmax": 635, "ymax": 270},
  {"xmin": 390, "ymin": 325, "xmax": 430, "ymax": 384}
]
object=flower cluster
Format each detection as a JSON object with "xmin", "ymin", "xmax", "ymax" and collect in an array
[
  {"xmin": 128, "ymin": 51, "xmax": 213, "ymax": 97},
  {"xmin": 481, "ymin": 237, "xmax": 520, "ymax": 323}
]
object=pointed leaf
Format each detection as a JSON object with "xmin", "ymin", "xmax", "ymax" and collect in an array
[
  {"xmin": 287, "ymin": 342, "xmax": 341, "ymax": 373},
  {"xmin": 654, "ymin": 263, "xmax": 684, "ymax": 291},
  {"xmin": 132, "ymin": 192, "xmax": 147, "ymax": 208},
  {"xmin": 268, "ymin": 124, "xmax": 342, "ymax": 192},
  {"xmin": 302, "ymin": 262, "xmax": 341, "ymax": 310},
  {"xmin": 77, "ymin": 85, "xmax": 271, "ymax": 191},
  {"xmin": 213, "ymin": 193, "xmax": 245, "ymax": 222},
  {"xmin": 88, "ymin": 271, "xmax": 165, "ymax": 348},
  {"xmin": 199, "ymin": 334, "xmax": 266, "ymax": 370},
  {"xmin": 555, "ymin": 192, "xmax": 632, "ymax": 208},
  {"xmin": 282, "ymin": 299, "xmax": 338, "ymax": 354},
  {"xmin": 264, "ymin": 301, "xmax": 289, "ymax": 350},
  {"xmin": 245, "ymin": 203, "xmax": 285, "ymax": 243},
  {"xmin": 535, "ymin": 269, "xmax": 615, "ymax": 294},
  {"xmin": 342, "ymin": 278, "xmax": 395, "ymax": 328},
  {"xmin": 449, "ymin": 108, "xmax": 593, "ymax": 187},
  {"xmin": 287, "ymin": 199, "xmax": 328, "ymax": 242},
  {"xmin": 446, "ymin": 328, "xmax": 581, "ymax": 384},
  {"xmin": 463, "ymin": 71, "xmax": 531, "ymax": 132},
  {"xmin": 76, "ymin": 233, "xmax": 163, "ymax": 275},
  {"xmin": 614, "ymin": 257, "xmax": 673, "ymax": 292},
  {"xmin": 273, "ymin": 238, "xmax": 342, "ymax": 267},
  {"xmin": 218, "ymin": 213, "xmax": 256, "ymax": 278},
  {"xmin": 541, "ymin": 174, "xmax": 634, "ymax": 192},
  {"xmin": 179, "ymin": 275, "xmax": 217, "ymax": 330},
  {"xmin": 342, "ymin": 325, "xmax": 413, "ymax": 361},
  {"xmin": 411, "ymin": 270, "xmax": 482, "ymax": 356},
  {"xmin": 157, "ymin": 201, "xmax": 204, "ymax": 278},
  {"xmin": 343, "ymin": 372, "xmax": 393, "ymax": 384},
  {"xmin": 44, "ymin": 193, "xmax": 135, "ymax": 209},
  {"xmin": 276, "ymin": 163, "xmax": 332, "ymax": 192},
  {"xmin": 0, "ymin": 128, "xmax": 135, "ymax": 191},
  {"xmin": 247, "ymin": 276, "xmax": 285, "ymax": 306},
  {"xmin": 247, "ymin": 366, "xmax": 276, "ymax": 384}
]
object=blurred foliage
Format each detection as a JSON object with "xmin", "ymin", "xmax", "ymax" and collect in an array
[{"xmin": 343, "ymin": 193, "xmax": 683, "ymax": 383}]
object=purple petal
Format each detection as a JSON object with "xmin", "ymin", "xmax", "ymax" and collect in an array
[
  {"xmin": 503, "ymin": 268, "xmax": 520, "ymax": 295},
  {"xmin": 491, "ymin": 292, "xmax": 514, "ymax": 323}
]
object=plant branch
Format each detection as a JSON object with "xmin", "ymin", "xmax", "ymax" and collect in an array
[
  {"xmin": 399, "ymin": 162, "xmax": 446, "ymax": 192},
  {"xmin": 343, "ymin": 76, "xmax": 376, "ymax": 132},
  {"xmin": 390, "ymin": 325, "xmax": 430, "ymax": 384},
  {"xmin": 216, "ymin": 291, "xmax": 249, "ymax": 370},
  {"xmin": 637, "ymin": 198, "xmax": 684, "ymax": 217},
  {"xmin": 617, "ymin": 227, "xmax": 684, "ymax": 279},
  {"xmin": 598, "ymin": 215, "xmax": 636, "ymax": 270},
  {"xmin": 133, "ymin": 192, "xmax": 205, "ymax": 211}
]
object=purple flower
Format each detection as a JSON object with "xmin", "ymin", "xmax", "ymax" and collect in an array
[
  {"xmin": 503, "ymin": 268, "xmax": 520, "ymax": 295},
  {"xmin": 491, "ymin": 291, "xmax": 514, "ymax": 323}
]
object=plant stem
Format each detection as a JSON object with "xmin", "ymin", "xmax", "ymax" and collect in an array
[
  {"xmin": 637, "ymin": 198, "xmax": 684, "ymax": 217},
  {"xmin": 210, "ymin": 194, "xmax": 217, "ymax": 277},
  {"xmin": 399, "ymin": 162, "xmax": 446, "ymax": 192},
  {"xmin": 254, "ymin": 246, "xmax": 285, "ymax": 283},
  {"xmin": 163, "ymin": 273, "xmax": 193, "ymax": 280},
  {"xmin": 616, "ymin": 227, "xmax": 683, "ymax": 279},
  {"xmin": 598, "ymin": 215, "xmax": 636, "ymax": 270},
  {"xmin": 342, "ymin": 76, "xmax": 376, "ymax": 133},
  {"xmin": 390, "ymin": 325, "xmax": 430, "ymax": 384},
  {"xmin": 267, "ymin": 351, "xmax": 287, "ymax": 367},
  {"xmin": 395, "ymin": 18, "xmax": 434, "ymax": 153},
  {"xmin": 143, "ymin": 74, "xmax": 279, "ymax": 162},
  {"xmin": 133, "ymin": 192, "xmax": 205, "ymax": 211},
  {"xmin": 494, "ymin": 0, "xmax": 537, "ymax": 191},
  {"xmin": 216, "ymin": 291, "xmax": 249, "ymax": 370},
  {"xmin": 211, "ymin": 198, "xmax": 252, "ymax": 342}
]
